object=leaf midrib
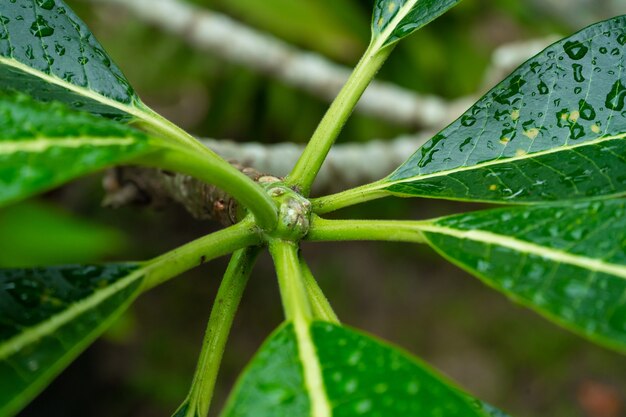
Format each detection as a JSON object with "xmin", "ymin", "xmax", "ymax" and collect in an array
[
  {"xmin": 0, "ymin": 56, "xmax": 209, "ymax": 155},
  {"xmin": 0, "ymin": 137, "xmax": 138, "ymax": 153},
  {"xmin": 419, "ymin": 223, "xmax": 626, "ymax": 279},
  {"xmin": 386, "ymin": 131, "xmax": 626, "ymax": 188},
  {"xmin": 372, "ymin": 0, "xmax": 418, "ymax": 50},
  {"xmin": 0, "ymin": 266, "xmax": 145, "ymax": 359}
]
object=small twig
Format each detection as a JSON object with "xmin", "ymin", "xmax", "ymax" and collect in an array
[{"xmin": 103, "ymin": 133, "xmax": 431, "ymax": 222}]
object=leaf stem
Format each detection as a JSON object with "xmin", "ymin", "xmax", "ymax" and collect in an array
[
  {"xmin": 286, "ymin": 43, "xmax": 394, "ymax": 196},
  {"xmin": 143, "ymin": 218, "xmax": 261, "ymax": 290},
  {"xmin": 173, "ymin": 247, "xmax": 261, "ymax": 417},
  {"xmin": 299, "ymin": 255, "xmax": 339, "ymax": 323},
  {"xmin": 269, "ymin": 240, "xmax": 312, "ymax": 321},
  {"xmin": 306, "ymin": 215, "xmax": 428, "ymax": 244},
  {"xmin": 135, "ymin": 104, "xmax": 221, "ymax": 158},
  {"xmin": 311, "ymin": 180, "xmax": 390, "ymax": 214},
  {"xmin": 135, "ymin": 145, "xmax": 278, "ymax": 230}
]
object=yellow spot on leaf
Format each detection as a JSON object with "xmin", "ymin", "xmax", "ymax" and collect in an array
[
  {"xmin": 387, "ymin": 2, "xmax": 396, "ymax": 13},
  {"xmin": 510, "ymin": 109, "xmax": 520, "ymax": 121},
  {"xmin": 500, "ymin": 137, "xmax": 511, "ymax": 144},
  {"xmin": 377, "ymin": 17, "xmax": 384, "ymax": 28},
  {"xmin": 524, "ymin": 128, "xmax": 540, "ymax": 140},
  {"xmin": 489, "ymin": 184, "xmax": 498, "ymax": 191},
  {"xmin": 591, "ymin": 124, "xmax": 601, "ymax": 134},
  {"xmin": 516, "ymin": 149, "xmax": 527, "ymax": 156},
  {"xmin": 561, "ymin": 112, "xmax": 569, "ymax": 121},
  {"xmin": 568, "ymin": 111, "xmax": 580, "ymax": 123}
]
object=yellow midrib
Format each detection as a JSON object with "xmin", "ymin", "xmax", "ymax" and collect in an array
[
  {"xmin": 0, "ymin": 137, "xmax": 137, "ymax": 153},
  {"xmin": 385, "ymin": 131, "xmax": 626, "ymax": 188},
  {"xmin": 420, "ymin": 224, "xmax": 626, "ymax": 279}
]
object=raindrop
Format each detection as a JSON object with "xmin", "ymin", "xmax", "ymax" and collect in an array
[
  {"xmin": 564, "ymin": 40, "xmax": 589, "ymax": 60},
  {"xmin": 93, "ymin": 47, "xmax": 111, "ymax": 67},
  {"xmin": 78, "ymin": 56, "xmax": 89, "ymax": 65},
  {"xmin": 0, "ymin": 16, "xmax": 9, "ymax": 25},
  {"xmin": 25, "ymin": 45, "xmax": 35, "ymax": 60},
  {"xmin": 574, "ymin": 87, "xmax": 582, "ymax": 94},
  {"xmin": 569, "ymin": 123, "xmax": 585, "ymax": 140},
  {"xmin": 572, "ymin": 64, "xmax": 585, "ymax": 83},
  {"xmin": 36, "ymin": 0, "xmax": 55, "ymax": 10},
  {"xmin": 354, "ymin": 400, "xmax": 372, "ymax": 414},
  {"xmin": 578, "ymin": 100, "xmax": 596, "ymax": 120},
  {"xmin": 606, "ymin": 80, "xmax": 626, "ymax": 111},
  {"xmin": 54, "ymin": 42, "xmax": 65, "ymax": 56},
  {"xmin": 599, "ymin": 47, "xmax": 608, "ymax": 54},
  {"xmin": 611, "ymin": 48, "xmax": 620, "ymax": 56},
  {"xmin": 459, "ymin": 137, "xmax": 473, "ymax": 152},
  {"xmin": 530, "ymin": 61, "xmax": 541, "ymax": 73},
  {"xmin": 618, "ymin": 34, "xmax": 626, "ymax": 46},
  {"xmin": 30, "ymin": 16, "xmax": 54, "ymax": 38},
  {"xmin": 461, "ymin": 115, "xmax": 476, "ymax": 126},
  {"xmin": 537, "ymin": 81, "xmax": 549, "ymax": 95}
]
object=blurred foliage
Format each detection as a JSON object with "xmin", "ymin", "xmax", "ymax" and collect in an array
[
  {"xmin": 0, "ymin": 200, "xmax": 127, "ymax": 268},
  {"xmin": 18, "ymin": 0, "xmax": 626, "ymax": 416}
]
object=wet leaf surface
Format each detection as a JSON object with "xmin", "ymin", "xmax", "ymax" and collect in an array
[
  {"xmin": 0, "ymin": 263, "xmax": 144, "ymax": 417},
  {"xmin": 220, "ymin": 322, "xmax": 510, "ymax": 417},
  {"xmin": 384, "ymin": 16, "xmax": 626, "ymax": 204},
  {"xmin": 0, "ymin": 0, "xmax": 140, "ymax": 118},
  {"xmin": 372, "ymin": 0, "xmax": 462, "ymax": 48},
  {"xmin": 0, "ymin": 91, "xmax": 153, "ymax": 207},
  {"xmin": 421, "ymin": 199, "xmax": 626, "ymax": 353}
]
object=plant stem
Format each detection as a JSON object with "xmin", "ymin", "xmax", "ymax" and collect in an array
[
  {"xmin": 299, "ymin": 255, "xmax": 339, "ymax": 323},
  {"xmin": 311, "ymin": 180, "xmax": 390, "ymax": 214},
  {"xmin": 286, "ymin": 43, "xmax": 394, "ymax": 196},
  {"xmin": 174, "ymin": 247, "xmax": 261, "ymax": 417},
  {"xmin": 269, "ymin": 240, "xmax": 312, "ymax": 321},
  {"xmin": 135, "ymin": 145, "xmax": 278, "ymax": 230},
  {"xmin": 143, "ymin": 218, "xmax": 261, "ymax": 290},
  {"xmin": 306, "ymin": 215, "xmax": 428, "ymax": 244},
  {"xmin": 135, "ymin": 104, "xmax": 220, "ymax": 158}
]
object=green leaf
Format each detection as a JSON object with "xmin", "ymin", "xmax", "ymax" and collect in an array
[
  {"xmin": 0, "ymin": 91, "xmax": 153, "ymax": 207},
  {"xmin": 382, "ymin": 16, "xmax": 626, "ymax": 204},
  {"xmin": 420, "ymin": 199, "xmax": 626, "ymax": 353},
  {"xmin": 0, "ymin": 0, "xmax": 207, "ymax": 153},
  {"xmin": 0, "ymin": 0, "xmax": 140, "ymax": 118},
  {"xmin": 221, "ymin": 321, "xmax": 510, "ymax": 417},
  {"xmin": 0, "ymin": 263, "xmax": 146, "ymax": 417},
  {"xmin": 371, "ymin": 0, "xmax": 462, "ymax": 48}
]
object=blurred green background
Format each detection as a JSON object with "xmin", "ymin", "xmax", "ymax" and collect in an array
[{"xmin": 4, "ymin": 0, "xmax": 624, "ymax": 416}]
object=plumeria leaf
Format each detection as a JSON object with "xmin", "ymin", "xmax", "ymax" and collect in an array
[
  {"xmin": 0, "ymin": 91, "xmax": 155, "ymax": 207},
  {"xmin": 0, "ymin": 0, "xmax": 207, "ymax": 153},
  {"xmin": 377, "ymin": 16, "xmax": 626, "ymax": 204},
  {"xmin": 0, "ymin": 263, "xmax": 146, "ymax": 417},
  {"xmin": 221, "ymin": 321, "xmax": 510, "ymax": 417},
  {"xmin": 0, "ymin": 0, "xmax": 141, "ymax": 118},
  {"xmin": 371, "ymin": 0, "xmax": 463, "ymax": 48},
  {"xmin": 420, "ymin": 199, "xmax": 626, "ymax": 353}
]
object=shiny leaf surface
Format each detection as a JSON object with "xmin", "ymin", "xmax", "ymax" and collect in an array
[
  {"xmin": 383, "ymin": 16, "xmax": 626, "ymax": 204},
  {"xmin": 0, "ymin": 0, "xmax": 140, "ymax": 118},
  {"xmin": 221, "ymin": 322, "xmax": 509, "ymax": 417},
  {"xmin": 0, "ymin": 91, "xmax": 153, "ymax": 207},
  {"xmin": 372, "ymin": 0, "xmax": 462, "ymax": 48},
  {"xmin": 420, "ymin": 199, "xmax": 626, "ymax": 353},
  {"xmin": 0, "ymin": 263, "xmax": 145, "ymax": 417},
  {"xmin": 0, "ymin": 0, "xmax": 211, "ymax": 155}
]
